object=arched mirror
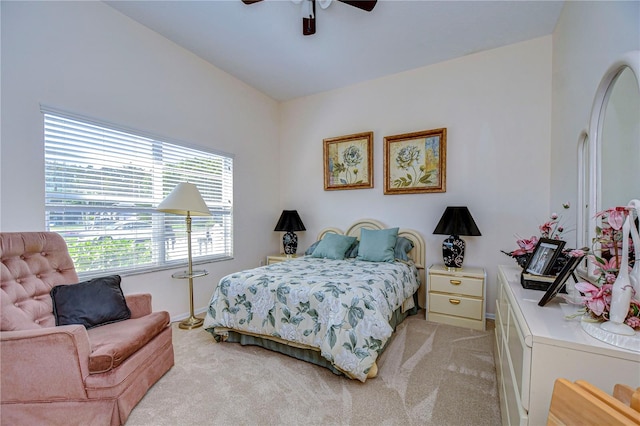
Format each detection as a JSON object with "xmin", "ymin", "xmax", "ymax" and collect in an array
[
  {"xmin": 576, "ymin": 131, "xmax": 589, "ymax": 252},
  {"xmin": 577, "ymin": 50, "xmax": 640, "ymax": 279}
]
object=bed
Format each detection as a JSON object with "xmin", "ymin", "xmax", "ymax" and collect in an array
[{"xmin": 203, "ymin": 219, "xmax": 426, "ymax": 382}]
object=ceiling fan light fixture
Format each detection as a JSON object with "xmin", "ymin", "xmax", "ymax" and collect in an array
[
  {"xmin": 242, "ymin": 0, "xmax": 377, "ymax": 35},
  {"xmin": 302, "ymin": 0, "xmax": 314, "ymax": 19}
]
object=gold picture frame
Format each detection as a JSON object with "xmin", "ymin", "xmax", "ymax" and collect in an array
[
  {"xmin": 384, "ymin": 128, "xmax": 446, "ymax": 194},
  {"xmin": 323, "ymin": 131, "xmax": 374, "ymax": 191}
]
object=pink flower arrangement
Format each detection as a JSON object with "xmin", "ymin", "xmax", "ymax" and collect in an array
[
  {"xmin": 539, "ymin": 212, "xmax": 565, "ymax": 240},
  {"xmin": 502, "ymin": 206, "xmax": 571, "ymax": 268},
  {"xmin": 575, "ymin": 282, "xmax": 612, "ymax": 317},
  {"xmin": 590, "ymin": 256, "xmax": 619, "ymax": 284},
  {"xmin": 573, "ymin": 280, "xmax": 640, "ymax": 329},
  {"xmin": 572, "ymin": 206, "xmax": 640, "ymax": 330},
  {"xmin": 510, "ymin": 236, "xmax": 539, "ymax": 256},
  {"xmin": 592, "ymin": 206, "xmax": 634, "ymax": 271}
]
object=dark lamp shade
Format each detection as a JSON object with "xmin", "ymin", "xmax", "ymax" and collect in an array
[
  {"xmin": 433, "ymin": 206, "xmax": 481, "ymax": 237},
  {"xmin": 274, "ymin": 210, "xmax": 306, "ymax": 232}
]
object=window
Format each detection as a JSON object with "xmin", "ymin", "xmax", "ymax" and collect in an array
[{"xmin": 43, "ymin": 107, "xmax": 233, "ymax": 278}]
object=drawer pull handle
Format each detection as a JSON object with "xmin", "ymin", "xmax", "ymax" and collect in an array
[
  {"xmin": 449, "ymin": 299, "xmax": 461, "ymax": 305},
  {"xmin": 449, "ymin": 280, "xmax": 462, "ymax": 285}
]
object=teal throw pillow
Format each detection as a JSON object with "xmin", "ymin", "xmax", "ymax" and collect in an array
[
  {"xmin": 394, "ymin": 236, "xmax": 414, "ymax": 261},
  {"xmin": 311, "ymin": 233, "xmax": 357, "ymax": 260},
  {"xmin": 305, "ymin": 240, "xmax": 321, "ymax": 255},
  {"xmin": 357, "ymin": 227, "xmax": 399, "ymax": 262}
]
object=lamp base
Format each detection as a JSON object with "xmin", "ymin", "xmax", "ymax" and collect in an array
[
  {"xmin": 283, "ymin": 231, "xmax": 298, "ymax": 255},
  {"xmin": 178, "ymin": 315, "xmax": 204, "ymax": 330},
  {"xmin": 442, "ymin": 235, "xmax": 466, "ymax": 269}
]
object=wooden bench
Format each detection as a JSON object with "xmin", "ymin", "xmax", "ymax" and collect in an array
[{"xmin": 547, "ymin": 379, "xmax": 640, "ymax": 425}]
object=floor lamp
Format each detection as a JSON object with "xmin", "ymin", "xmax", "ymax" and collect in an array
[{"xmin": 157, "ymin": 182, "xmax": 211, "ymax": 329}]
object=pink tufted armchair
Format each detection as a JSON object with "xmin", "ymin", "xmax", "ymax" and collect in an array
[{"xmin": 0, "ymin": 232, "xmax": 174, "ymax": 425}]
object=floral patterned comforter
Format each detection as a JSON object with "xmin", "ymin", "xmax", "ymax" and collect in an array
[{"xmin": 203, "ymin": 256, "xmax": 420, "ymax": 381}]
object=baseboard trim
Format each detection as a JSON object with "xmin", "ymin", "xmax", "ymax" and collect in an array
[{"xmin": 170, "ymin": 307, "xmax": 207, "ymax": 324}]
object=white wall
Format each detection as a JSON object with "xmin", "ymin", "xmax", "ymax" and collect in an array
[
  {"xmin": 0, "ymin": 1, "xmax": 280, "ymax": 319},
  {"xmin": 4, "ymin": 1, "xmax": 635, "ymax": 322},
  {"xmin": 280, "ymin": 37, "xmax": 553, "ymax": 315},
  {"xmin": 550, "ymin": 1, "xmax": 640, "ymax": 247}
]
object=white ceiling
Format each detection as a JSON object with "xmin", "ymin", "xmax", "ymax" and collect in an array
[{"xmin": 105, "ymin": 0, "xmax": 564, "ymax": 101}]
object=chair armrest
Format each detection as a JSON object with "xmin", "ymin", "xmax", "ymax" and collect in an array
[
  {"xmin": 126, "ymin": 293, "xmax": 152, "ymax": 318},
  {"xmin": 1, "ymin": 325, "xmax": 91, "ymax": 402}
]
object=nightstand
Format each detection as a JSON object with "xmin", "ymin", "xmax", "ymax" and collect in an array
[
  {"xmin": 266, "ymin": 254, "xmax": 299, "ymax": 265},
  {"xmin": 427, "ymin": 264, "xmax": 486, "ymax": 330}
]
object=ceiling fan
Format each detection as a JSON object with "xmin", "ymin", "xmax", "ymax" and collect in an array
[{"xmin": 241, "ymin": 0, "xmax": 377, "ymax": 36}]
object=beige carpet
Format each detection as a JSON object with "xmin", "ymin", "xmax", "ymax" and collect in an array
[{"xmin": 126, "ymin": 313, "xmax": 501, "ymax": 426}]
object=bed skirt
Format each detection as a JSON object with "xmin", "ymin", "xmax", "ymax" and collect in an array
[{"xmin": 207, "ymin": 292, "xmax": 419, "ymax": 379}]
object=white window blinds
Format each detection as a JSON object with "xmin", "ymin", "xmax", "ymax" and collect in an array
[{"xmin": 43, "ymin": 108, "xmax": 233, "ymax": 278}]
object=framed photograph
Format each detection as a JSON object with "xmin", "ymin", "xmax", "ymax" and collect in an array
[
  {"xmin": 323, "ymin": 132, "xmax": 373, "ymax": 191},
  {"xmin": 383, "ymin": 128, "xmax": 446, "ymax": 195},
  {"xmin": 538, "ymin": 251, "xmax": 587, "ymax": 307},
  {"xmin": 524, "ymin": 238, "xmax": 566, "ymax": 276}
]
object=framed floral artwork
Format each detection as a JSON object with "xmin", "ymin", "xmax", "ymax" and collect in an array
[
  {"xmin": 323, "ymin": 131, "xmax": 373, "ymax": 191},
  {"xmin": 383, "ymin": 128, "xmax": 447, "ymax": 194}
]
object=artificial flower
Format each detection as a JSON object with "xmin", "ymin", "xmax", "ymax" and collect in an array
[
  {"xmin": 568, "ymin": 249, "xmax": 587, "ymax": 257},
  {"xmin": 514, "ymin": 236, "xmax": 538, "ymax": 255},
  {"xmin": 627, "ymin": 315, "xmax": 640, "ymax": 329},
  {"xmin": 575, "ymin": 282, "xmax": 611, "ymax": 317},
  {"xmin": 571, "ymin": 206, "xmax": 640, "ymax": 329},
  {"xmin": 596, "ymin": 206, "xmax": 627, "ymax": 230},
  {"xmin": 589, "ymin": 255, "xmax": 619, "ymax": 280},
  {"xmin": 502, "ymin": 205, "xmax": 571, "ymax": 269}
]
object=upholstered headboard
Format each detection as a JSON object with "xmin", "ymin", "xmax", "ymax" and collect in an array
[{"xmin": 317, "ymin": 218, "xmax": 426, "ymax": 271}]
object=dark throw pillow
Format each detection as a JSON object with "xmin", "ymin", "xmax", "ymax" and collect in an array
[
  {"xmin": 51, "ymin": 275, "xmax": 131, "ymax": 329},
  {"xmin": 305, "ymin": 240, "xmax": 321, "ymax": 256},
  {"xmin": 345, "ymin": 240, "xmax": 360, "ymax": 258}
]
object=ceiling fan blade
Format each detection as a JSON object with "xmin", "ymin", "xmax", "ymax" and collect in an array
[
  {"xmin": 241, "ymin": 0, "xmax": 263, "ymax": 4},
  {"xmin": 302, "ymin": 0, "xmax": 316, "ymax": 35},
  {"xmin": 338, "ymin": 0, "xmax": 376, "ymax": 12}
]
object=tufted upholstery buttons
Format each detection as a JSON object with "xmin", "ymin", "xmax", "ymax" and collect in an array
[
  {"xmin": 0, "ymin": 231, "xmax": 175, "ymax": 417},
  {"xmin": 1, "ymin": 232, "xmax": 81, "ymax": 331}
]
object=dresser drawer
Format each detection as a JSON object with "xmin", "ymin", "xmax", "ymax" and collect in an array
[
  {"xmin": 429, "ymin": 273, "xmax": 483, "ymax": 297},
  {"xmin": 429, "ymin": 292, "xmax": 483, "ymax": 320}
]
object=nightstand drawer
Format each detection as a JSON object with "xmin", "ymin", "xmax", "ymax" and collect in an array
[
  {"xmin": 266, "ymin": 254, "xmax": 298, "ymax": 265},
  {"xmin": 429, "ymin": 274, "xmax": 483, "ymax": 297},
  {"xmin": 267, "ymin": 256, "xmax": 284, "ymax": 265},
  {"xmin": 429, "ymin": 293, "xmax": 483, "ymax": 320}
]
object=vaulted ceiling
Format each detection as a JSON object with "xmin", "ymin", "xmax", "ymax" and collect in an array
[{"xmin": 106, "ymin": 0, "xmax": 564, "ymax": 101}]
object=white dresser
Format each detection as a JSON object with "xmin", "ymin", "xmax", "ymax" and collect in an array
[{"xmin": 495, "ymin": 265, "xmax": 640, "ymax": 426}]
